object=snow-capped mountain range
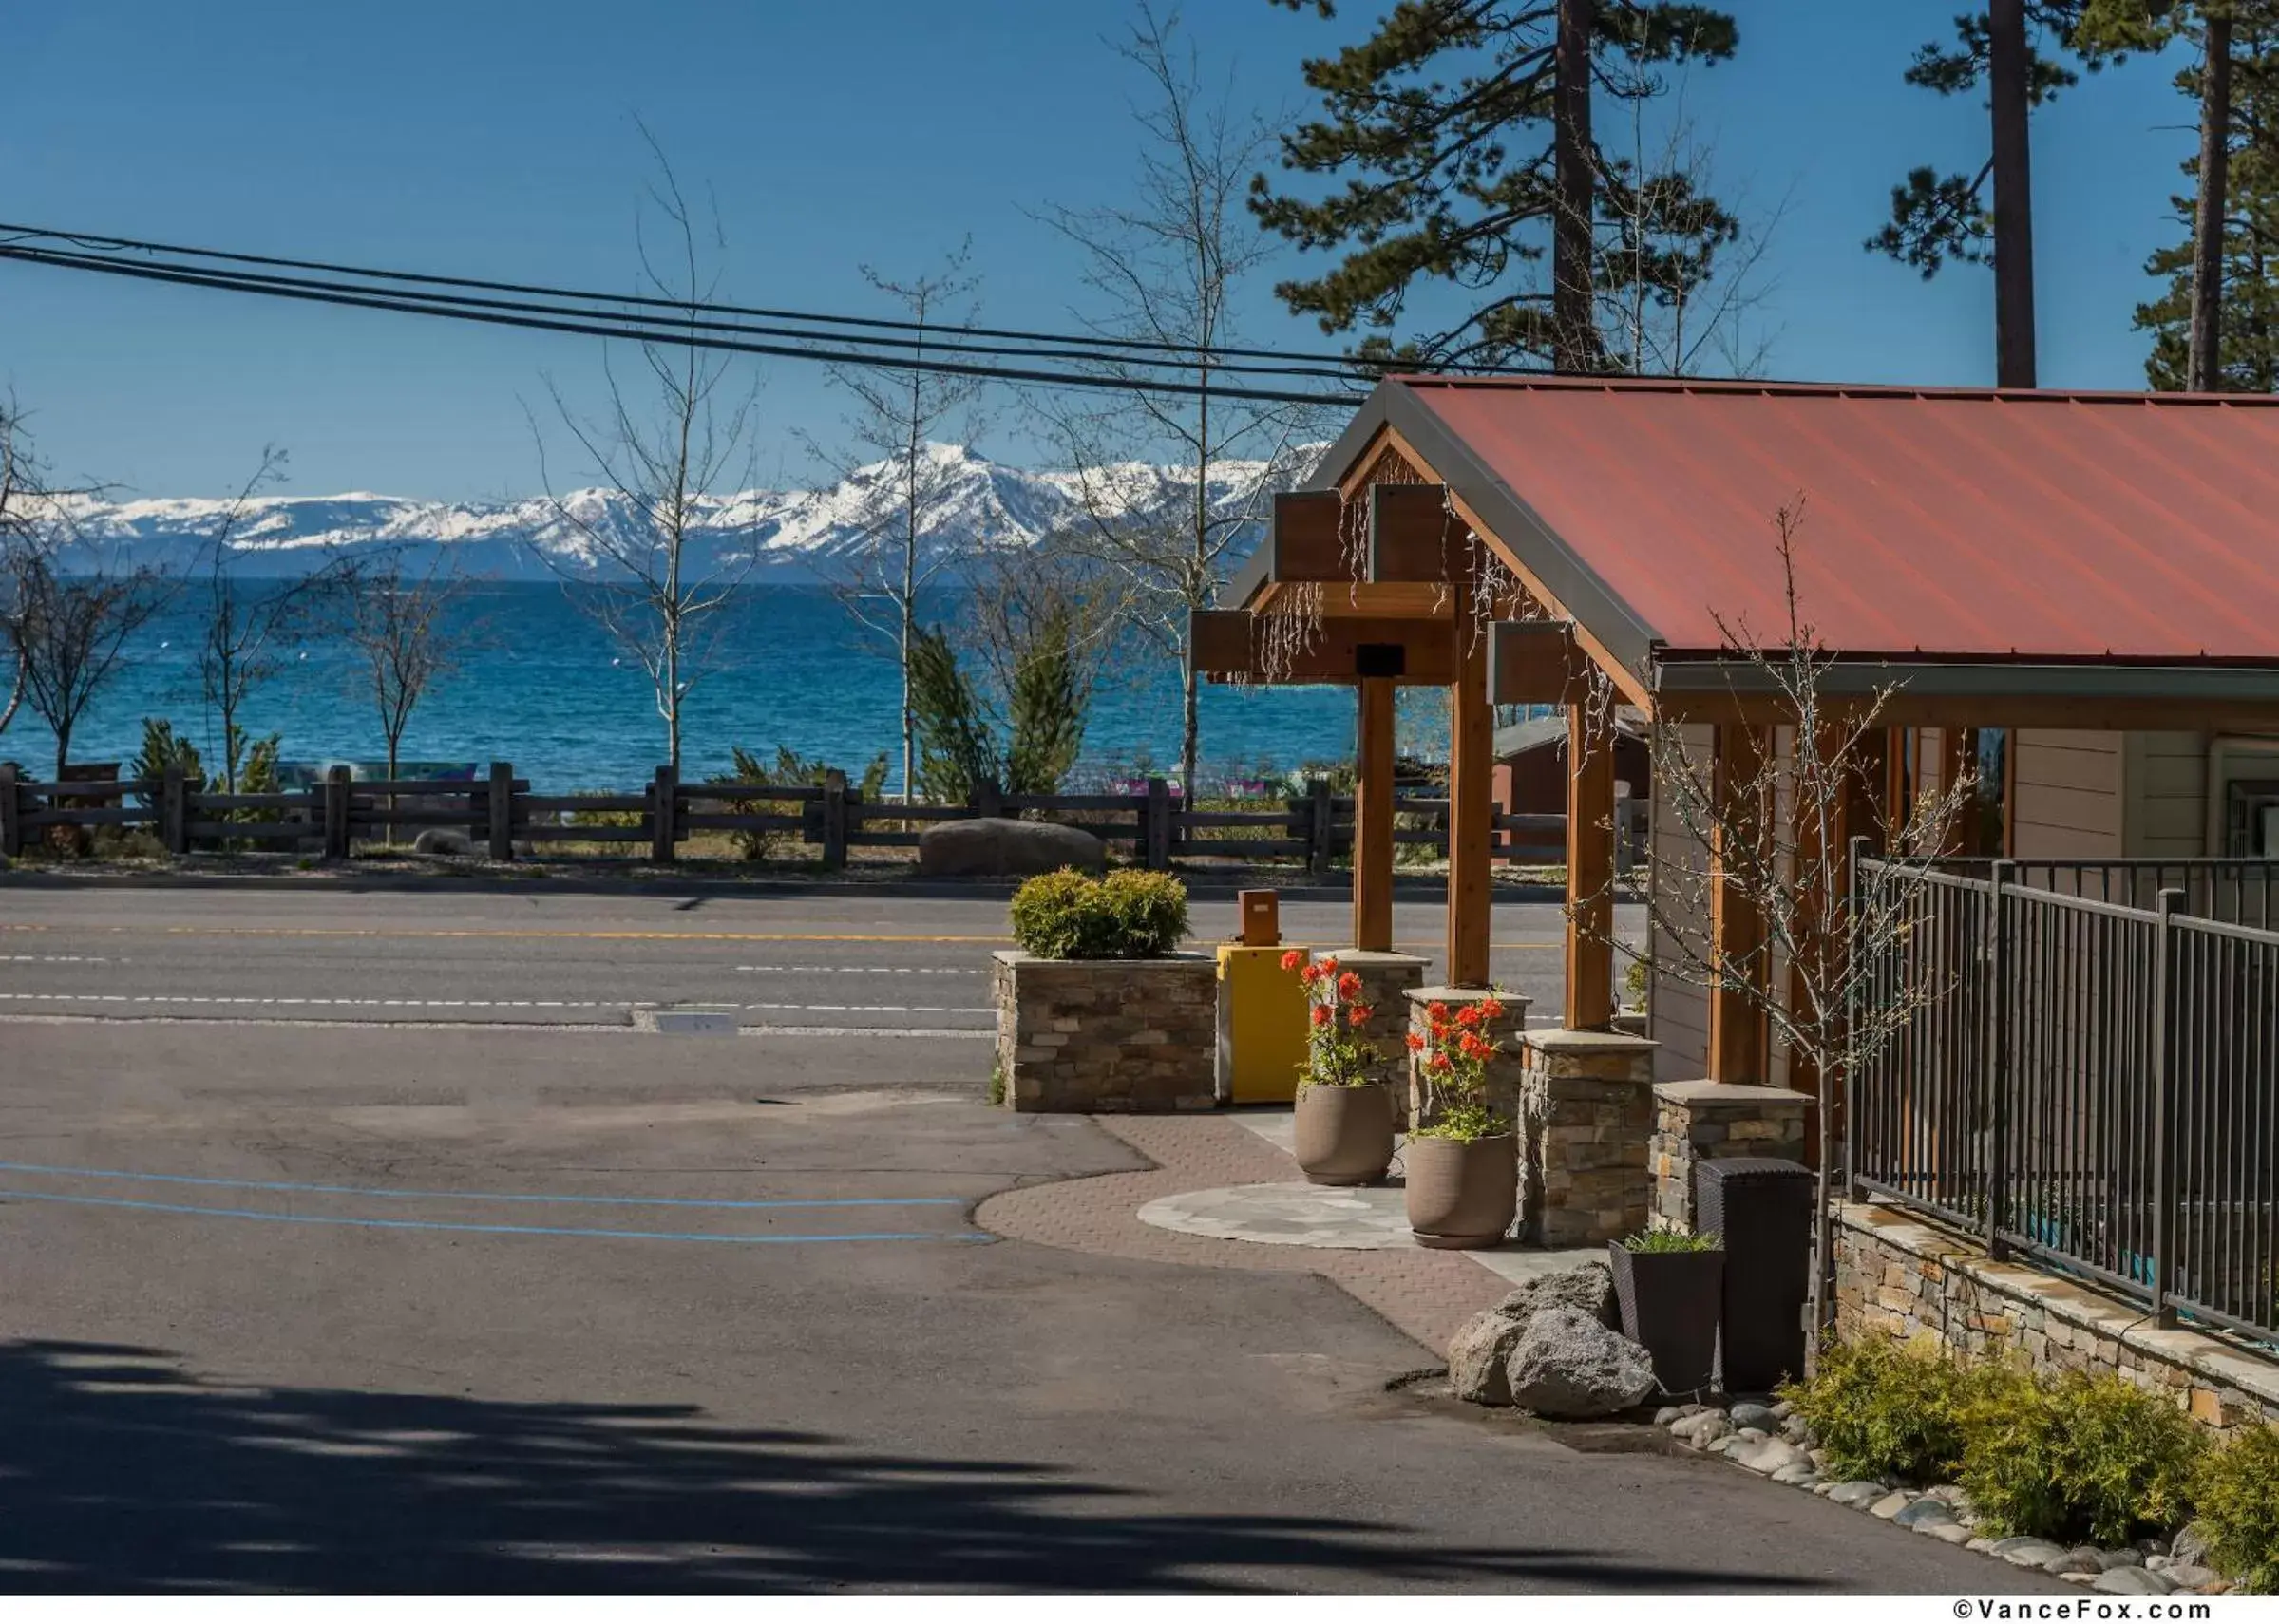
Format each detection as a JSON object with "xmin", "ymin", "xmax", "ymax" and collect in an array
[{"xmin": 42, "ymin": 443, "xmax": 1319, "ymax": 580}]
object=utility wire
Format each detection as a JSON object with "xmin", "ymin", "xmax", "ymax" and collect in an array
[
  {"xmin": 0, "ymin": 218, "xmax": 1482, "ymax": 378},
  {"xmin": 0, "ymin": 239, "xmax": 1365, "ymax": 386},
  {"xmin": 0, "ymin": 243, "xmax": 1367, "ymax": 406}
]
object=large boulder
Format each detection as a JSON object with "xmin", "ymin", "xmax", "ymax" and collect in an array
[
  {"xmin": 919, "ymin": 817, "xmax": 1105, "ymax": 878},
  {"xmin": 412, "ymin": 827, "xmax": 477, "ymax": 857},
  {"xmin": 1505, "ymin": 1305, "xmax": 1658, "ymax": 1419},
  {"xmin": 1495, "ymin": 1261, "xmax": 1619, "ymax": 1330},
  {"xmin": 1447, "ymin": 1308, "xmax": 1529, "ymax": 1406}
]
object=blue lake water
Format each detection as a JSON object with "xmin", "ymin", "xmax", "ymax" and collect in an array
[{"xmin": 6, "ymin": 583, "xmax": 1367, "ymax": 793}]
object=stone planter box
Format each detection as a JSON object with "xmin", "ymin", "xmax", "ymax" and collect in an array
[{"xmin": 991, "ymin": 951, "xmax": 1218, "ymax": 1113}]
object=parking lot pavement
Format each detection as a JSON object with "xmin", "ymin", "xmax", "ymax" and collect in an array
[{"xmin": 0, "ymin": 880, "xmax": 2054, "ymax": 1593}]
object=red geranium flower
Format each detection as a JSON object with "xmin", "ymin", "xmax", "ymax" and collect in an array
[
  {"xmin": 1480, "ymin": 997, "xmax": 1506, "ymax": 1021},
  {"xmin": 1318, "ymin": 955, "xmax": 1339, "ymax": 976},
  {"xmin": 1428, "ymin": 1052, "xmax": 1453, "ymax": 1073},
  {"xmin": 1427, "ymin": 1001, "xmax": 1450, "ymax": 1023},
  {"xmin": 1310, "ymin": 1004, "xmax": 1332, "ymax": 1028},
  {"xmin": 1455, "ymin": 1005, "xmax": 1482, "ymax": 1029},
  {"xmin": 1336, "ymin": 971, "xmax": 1362, "ymax": 1001},
  {"xmin": 1346, "ymin": 1004, "xmax": 1373, "ymax": 1026},
  {"xmin": 1280, "ymin": 949, "xmax": 1303, "ymax": 973},
  {"xmin": 1405, "ymin": 1032, "xmax": 1426, "ymax": 1052}
]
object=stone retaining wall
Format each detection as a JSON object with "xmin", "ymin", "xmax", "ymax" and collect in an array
[
  {"xmin": 1834, "ymin": 1200, "xmax": 2279, "ymax": 1436},
  {"xmin": 1319, "ymin": 951, "xmax": 1428, "ymax": 1126},
  {"xmin": 1650, "ymin": 1081, "xmax": 1811, "ymax": 1232},
  {"xmin": 992, "ymin": 952, "xmax": 1217, "ymax": 1113}
]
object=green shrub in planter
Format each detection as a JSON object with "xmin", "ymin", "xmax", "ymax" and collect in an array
[
  {"xmin": 1958, "ymin": 1368, "xmax": 2202, "ymax": 1544},
  {"xmin": 1009, "ymin": 868, "xmax": 1189, "ymax": 960},
  {"xmin": 2193, "ymin": 1424, "xmax": 2279, "ymax": 1594},
  {"xmin": 1778, "ymin": 1338, "xmax": 1972, "ymax": 1483}
]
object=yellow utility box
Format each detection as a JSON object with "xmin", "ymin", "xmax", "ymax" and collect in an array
[{"xmin": 1216, "ymin": 943, "xmax": 1312, "ymax": 1105}]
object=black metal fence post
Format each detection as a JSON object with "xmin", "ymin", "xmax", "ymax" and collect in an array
[
  {"xmin": 649, "ymin": 765, "xmax": 678, "ymax": 864},
  {"xmin": 324, "ymin": 765, "xmax": 351, "ymax": 861},
  {"xmin": 486, "ymin": 761, "xmax": 515, "ymax": 861},
  {"xmin": 2151, "ymin": 887, "xmax": 2183, "ymax": 1328},
  {"xmin": 161, "ymin": 765, "xmax": 189, "ymax": 856},
  {"xmin": 821, "ymin": 769, "xmax": 848, "ymax": 870},
  {"xmin": 1985, "ymin": 859, "xmax": 2014, "ymax": 1258},
  {"xmin": 1144, "ymin": 777, "xmax": 1171, "ymax": 870},
  {"xmin": 0, "ymin": 762, "xmax": 21, "ymax": 859}
]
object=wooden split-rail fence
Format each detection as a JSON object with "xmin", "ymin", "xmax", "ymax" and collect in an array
[{"xmin": 0, "ymin": 761, "xmax": 1643, "ymax": 873}]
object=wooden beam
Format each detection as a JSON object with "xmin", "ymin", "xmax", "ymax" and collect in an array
[
  {"xmin": 1367, "ymin": 482, "xmax": 1464, "ymax": 583},
  {"xmin": 1707, "ymin": 724, "xmax": 1771, "ymax": 1084},
  {"xmin": 1488, "ymin": 619, "xmax": 1597, "ymax": 706},
  {"xmin": 1354, "ymin": 676, "xmax": 1396, "ymax": 953},
  {"xmin": 1448, "ymin": 600, "xmax": 1494, "ymax": 987},
  {"xmin": 1188, "ymin": 610, "xmax": 1457, "ymax": 686},
  {"xmin": 1265, "ymin": 490, "xmax": 1348, "ymax": 583},
  {"xmin": 1653, "ymin": 686, "xmax": 2279, "ymax": 733},
  {"xmin": 1564, "ymin": 700, "xmax": 1617, "ymax": 1030}
]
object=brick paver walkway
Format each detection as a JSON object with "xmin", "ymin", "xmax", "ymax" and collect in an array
[{"xmin": 977, "ymin": 1114, "xmax": 1508, "ymax": 1358}]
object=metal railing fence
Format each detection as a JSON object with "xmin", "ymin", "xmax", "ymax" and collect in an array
[{"xmin": 1851, "ymin": 857, "xmax": 2278, "ymax": 1344}]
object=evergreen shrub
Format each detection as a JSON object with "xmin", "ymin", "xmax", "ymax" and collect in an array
[
  {"xmin": 1009, "ymin": 868, "xmax": 1187, "ymax": 960},
  {"xmin": 2193, "ymin": 1425, "xmax": 2279, "ymax": 1594},
  {"xmin": 1778, "ymin": 1338, "xmax": 1971, "ymax": 1483}
]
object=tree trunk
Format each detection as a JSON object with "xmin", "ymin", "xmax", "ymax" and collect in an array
[
  {"xmin": 1181, "ymin": 660, "xmax": 1201, "ymax": 814},
  {"xmin": 1553, "ymin": 0, "xmax": 1598, "ymax": 373},
  {"xmin": 53, "ymin": 722, "xmax": 70, "ymax": 782},
  {"xmin": 2190, "ymin": 7, "xmax": 2234, "ymax": 393},
  {"xmin": 1989, "ymin": 0, "xmax": 2038, "ymax": 389}
]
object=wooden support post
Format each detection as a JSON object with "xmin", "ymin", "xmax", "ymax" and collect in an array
[
  {"xmin": 1354, "ymin": 677, "xmax": 1395, "ymax": 952},
  {"xmin": 1144, "ymin": 777, "xmax": 1171, "ymax": 870},
  {"xmin": 650, "ymin": 765, "xmax": 678, "ymax": 864},
  {"xmin": 1708, "ymin": 724, "xmax": 1771, "ymax": 1083},
  {"xmin": 161, "ymin": 765, "xmax": 189, "ymax": 856},
  {"xmin": 976, "ymin": 779, "xmax": 1003, "ymax": 820},
  {"xmin": 1447, "ymin": 597, "xmax": 1493, "ymax": 988},
  {"xmin": 487, "ymin": 761, "xmax": 515, "ymax": 861},
  {"xmin": 821, "ymin": 768, "xmax": 848, "ymax": 870},
  {"xmin": 0, "ymin": 763, "xmax": 19, "ymax": 859},
  {"xmin": 1564, "ymin": 699, "xmax": 1617, "ymax": 1030},
  {"xmin": 324, "ymin": 765, "xmax": 351, "ymax": 861}
]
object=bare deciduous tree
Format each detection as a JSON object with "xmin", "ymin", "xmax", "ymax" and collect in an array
[
  {"xmin": 346, "ymin": 547, "xmax": 474, "ymax": 787},
  {"xmin": 190, "ymin": 446, "xmax": 358, "ymax": 792},
  {"xmin": 1617, "ymin": 500, "xmax": 1974, "ymax": 1323},
  {"xmin": 531, "ymin": 131, "xmax": 763, "ymax": 775},
  {"xmin": 1034, "ymin": 3, "xmax": 1327, "ymax": 802},
  {"xmin": 3, "ymin": 513, "xmax": 172, "ymax": 780},
  {"xmin": 807, "ymin": 246, "xmax": 988, "ymax": 800}
]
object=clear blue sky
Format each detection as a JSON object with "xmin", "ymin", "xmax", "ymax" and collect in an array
[{"xmin": 2, "ymin": 0, "xmax": 2204, "ymax": 502}]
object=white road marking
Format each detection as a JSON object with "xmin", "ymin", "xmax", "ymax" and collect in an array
[
  {"xmin": 0, "ymin": 992, "xmax": 993, "ymax": 1016},
  {"xmin": 731, "ymin": 964, "xmax": 976, "ymax": 975},
  {"xmin": 0, "ymin": 954, "xmax": 112, "ymax": 964}
]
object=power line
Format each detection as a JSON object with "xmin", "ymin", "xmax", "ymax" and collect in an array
[
  {"xmin": 0, "ymin": 218, "xmax": 1475, "ymax": 379},
  {"xmin": 0, "ymin": 236, "xmax": 1364, "ymax": 387},
  {"xmin": 0, "ymin": 242, "xmax": 1367, "ymax": 406}
]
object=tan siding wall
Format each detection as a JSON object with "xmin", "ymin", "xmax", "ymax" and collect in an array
[
  {"xmin": 2125, "ymin": 732, "xmax": 2211, "ymax": 857},
  {"xmin": 2010, "ymin": 730, "xmax": 2124, "ymax": 859}
]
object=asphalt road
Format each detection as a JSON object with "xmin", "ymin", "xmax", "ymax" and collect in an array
[
  {"xmin": 0, "ymin": 880, "xmax": 1635, "ymax": 1033},
  {"xmin": 0, "ymin": 878, "xmax": 2056, "ymax": 1593}
]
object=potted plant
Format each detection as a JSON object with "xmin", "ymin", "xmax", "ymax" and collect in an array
[
  {"xmin": 1403, "ymin": 998, "xmax": 1517, "ymax": 1249},
  {"xmin": 1608, "ymin": 1228, "xmax": 1724, "ymax": 1398},
  {"xmin": 1284, "ymin": 952, "xmax": 1391, "ymax": 1185}
]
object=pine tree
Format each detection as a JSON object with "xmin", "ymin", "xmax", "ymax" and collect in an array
[
  {"xmin": 1868, "ymin": 4, "xmax": 2130, "ymax": 387},
  {"xmin": 1251, "ymin": 0, "xmax": 1739, "ymax": 371},
  {"xmin": 2099, "ymin": 2, "xmax": 2279, "ymax": 391}
]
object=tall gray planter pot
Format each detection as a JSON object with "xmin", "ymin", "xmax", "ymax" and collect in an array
[{"xmin": 991, "ymin": 951, "xmax": 1218, "ymax": 1113}]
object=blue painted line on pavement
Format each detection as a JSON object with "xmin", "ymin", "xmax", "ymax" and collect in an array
[
  {"xmin": 0, "ymin": 1160, "xmax": 965, "ymax": 1212},
  {"xmin": 0, "ymin": 1185, "xmax": 991, "ymax": 1246}
]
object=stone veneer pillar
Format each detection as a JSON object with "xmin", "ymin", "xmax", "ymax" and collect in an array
[
  {"xmin": 1517, "ymin": 1029, "xmax": 1660, "ymax": 1247},
  {"xmin": 1649, "ymin": 1081, "xmax": 1812, "ymax": 1233},
  {"xmin": 1309, "ymin": 951, "xmax": 1429, "ymax": 1124},
  {"xmin": 1402, "ymin": 986, "xmax": 1532, "ymax": 1133}
]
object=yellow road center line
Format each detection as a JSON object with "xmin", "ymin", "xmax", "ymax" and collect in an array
[{"xmin": 0, "ymin": 924, "xmax": 1561, "ymax": 949}]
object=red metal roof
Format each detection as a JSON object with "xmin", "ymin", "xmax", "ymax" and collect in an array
[{"xmin": 1391, "ymin": 376, "xmax": 2279, "ymax": 664}]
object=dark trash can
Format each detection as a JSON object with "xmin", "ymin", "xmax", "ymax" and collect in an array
[{"xmin": 1696, "ymin": 1157, "xmax": 1814, "ymax": 1394}]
